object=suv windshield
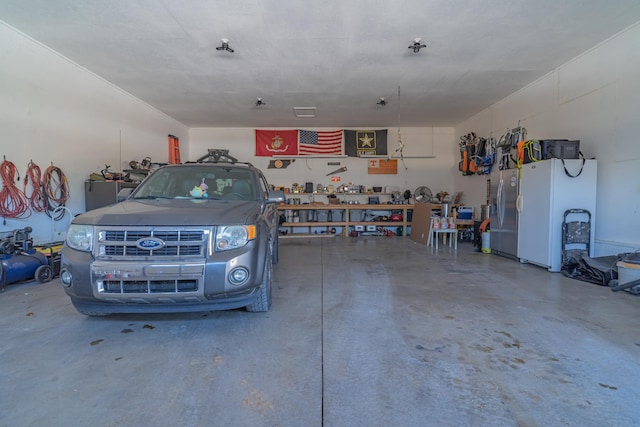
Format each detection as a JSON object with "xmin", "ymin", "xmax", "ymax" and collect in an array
[{"xmin": 132, "ymin": 165, "xmax": 258, "ymax": 200}]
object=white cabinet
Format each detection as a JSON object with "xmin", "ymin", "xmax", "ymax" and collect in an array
[{"xmin": 517, "ymin": 159, "xmax": 597, "ymax": 272}]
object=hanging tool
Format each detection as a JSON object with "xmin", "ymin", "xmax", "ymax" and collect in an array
[
  {"xmin": 387, "ymin": 86, "xmax": 408, "ymax": 170},
  {"xmin": 43, "ymin": 163, "xmax": 69, "ymax": 220},
  {"xmin": 24, "ymin": 160, "xmax": 47, "ymax": 213},
  {"xmin": 326, "ymin": 166, "xmax": 347, "ymax": 176},
  {"xmin": 0, "ymin": 156, "xmax": 30, "ymax": 222}
]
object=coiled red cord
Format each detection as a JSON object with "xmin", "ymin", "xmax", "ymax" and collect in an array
[
  {"xmin": 24, "ymin": 161, "xmax": 47, "ymax": 213},
  {"xmin": 0, "ymin": 159, "xmax": 30, "ymax": 220}
]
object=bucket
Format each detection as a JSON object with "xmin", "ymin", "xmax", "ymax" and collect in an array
[
  {"xmin": 481, "ymin": 205, "xmax": 491, "ymax": 221},
  {"xmin": 440, "ymin": 203, "xmax": 451, "ymax": 218},
  {"xmin": 481, "ymin": 231, "xmax": 491, "ymax": 253},
  {"xmin": 617, "ymin": 257, "xmax": 640, "ymax": 294},
  {"xmin": 285, "ymin": 209, "xmax": 293, "ymax": 223},
  {"xmin": 298, "ymin": 210, "xmax": 309, "ymax": 222}
]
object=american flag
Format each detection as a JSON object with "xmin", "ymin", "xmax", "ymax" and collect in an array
[{"xmin": 298, "ymin": 130, "xmax": 343, "ymax": 155}]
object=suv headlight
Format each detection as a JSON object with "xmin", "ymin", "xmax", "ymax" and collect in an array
[
  {"xmin": 215, "ymin": 225, "xmax": 256, "ymax": 251},
  {"xmin": 66, "ymin": 224, "xmax": 94, "ymax": 252}
]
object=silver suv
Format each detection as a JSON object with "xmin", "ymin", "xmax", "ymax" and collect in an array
[{"xmin": 60, "ymin": 158, "xmax": 284, "ymax": 316}]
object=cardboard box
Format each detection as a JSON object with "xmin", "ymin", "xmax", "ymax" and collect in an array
[{"xmin": 410, "ymin": 203, "xmax": 434, "ymax": 245}]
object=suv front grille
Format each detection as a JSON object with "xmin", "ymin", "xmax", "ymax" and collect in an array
[
  {"xmin": 101, "ymin": 279, "xmax": 198, "ymax": 294},
  {"xmin": 96, "ymin": 227, "xmax": 211, "ymax": 260},
  {"xmin": 103, "ymin": 245, "xmax": 202, "ymax": 256},
  {"xmin": 103, "ymin": 230, "xmax": 204, "ymax": 242}
]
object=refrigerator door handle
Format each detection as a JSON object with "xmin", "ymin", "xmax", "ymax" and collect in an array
[
  {"xmin": 516, "ymin": 194, "xmax": 522, "ymax": 213},
  {"xmin": 497, "ymin": 178, "xmax": 504, "ymax": 227}
]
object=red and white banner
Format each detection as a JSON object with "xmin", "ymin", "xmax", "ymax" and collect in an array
[{"xmin": 255, "ymin": 130, "xmax": 299, "ymax": 157}]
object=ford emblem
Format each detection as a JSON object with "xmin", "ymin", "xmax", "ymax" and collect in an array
[{"xmin": 136, "ymin": 237, "xmax": 165, "ymax": 250}]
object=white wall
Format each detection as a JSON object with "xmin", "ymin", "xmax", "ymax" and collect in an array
[
  {"xmin": 454, "ymin": 22, "xmax": 640, "ymax": 255},
  {"xmin": 0, "ymin": 22, "xmax": 188, "ymax": 243},
  {"xmin": 189, "ymin": 127, "xmax": 456, "ymax": 203},
  {"xmin": 5, "ymin": 15, "xmax": 637, "ymax": 255}
]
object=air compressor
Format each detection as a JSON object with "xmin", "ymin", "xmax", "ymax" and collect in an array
[{"xmin": 0, "ymin": 227, "xmax": 53, "ymax": 286}]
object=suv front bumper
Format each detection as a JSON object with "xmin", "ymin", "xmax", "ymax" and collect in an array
[{"xmin": 60, "ymin": 241, "xmax": 267, "ymax": 313}]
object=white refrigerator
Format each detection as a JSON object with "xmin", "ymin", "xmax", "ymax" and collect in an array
[{"xmin": 517, "ymin": 158, "xmax": 597, "ymax": 272}]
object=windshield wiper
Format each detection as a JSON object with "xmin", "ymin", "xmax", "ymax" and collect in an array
[
  {"xmin": 133, "ymin": 195, "xmax": 223, "ymax": 200},
  {"xmin": 173, "ymin": 196, "xmax": 223, "ymax": 200},
  {"xmin": 132, "ymin": 195, "xmax": 174, "ymax": 200}
]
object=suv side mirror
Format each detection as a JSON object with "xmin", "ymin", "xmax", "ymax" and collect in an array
[{"xmin": 267, "ymin": 190, "xmax": 285, "ymax": 204}]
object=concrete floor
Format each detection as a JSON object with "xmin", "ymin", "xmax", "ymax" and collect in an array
[{"xmin": 1, "ymin": 237, "xmax": 639, "ymax": 426}]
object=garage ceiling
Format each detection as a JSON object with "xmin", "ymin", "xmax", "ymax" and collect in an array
[{"xmin": 2, "ymin": 1, "xmax": 640, "ymax": 128}]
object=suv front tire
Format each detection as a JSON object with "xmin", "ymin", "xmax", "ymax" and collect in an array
[{"xmin": 246, "ymin": 245, "xmax": 273, "ymax": 312}]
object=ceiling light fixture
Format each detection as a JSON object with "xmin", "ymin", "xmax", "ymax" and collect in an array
[
  {"xmin": 216, "ymin": 38, "xmax": 234, "ymax": 53},
  {"xmin": 293, "ymin": 107, "xmax": 316, "ymax": 118},
  {"xmin": 408, "ymin": 38, "xmax": 426, "ymax": 53},
  {"xmin": 255, "ymin": 98, "xmax": 266, "ymax": 107},
  {"xmin": 377, "ymin": 97, "xmax": 387, "ymax": 106}
]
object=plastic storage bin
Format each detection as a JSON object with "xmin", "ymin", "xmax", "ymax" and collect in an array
[
  {"xmin": 316, "ymin": 210, "xmax": 329, "ymax": 222},
  {"xmin": 349, "ymin": 209, "xmax": 363, "ymax": 222},
  {"xmin": 330, "ymin": 209, "xmax": 344, "ymax": 222}
]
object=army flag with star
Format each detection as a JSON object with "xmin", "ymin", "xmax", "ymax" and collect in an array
[
  {"xmin": 255, "ymin": 130, "xmax": 299, "ymax": 156},
  {"xmin": 344, "ymin": 130, "xmax": 387, "ymax": 157}
]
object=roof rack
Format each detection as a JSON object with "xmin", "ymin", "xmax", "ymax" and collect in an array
[
  {"xmin": 196, "ymin": 149, "xmax": 238, "ymax": 164},
  {"xmin": 191, "ymin": 149, "xmax": 255, "ymax": 168}
]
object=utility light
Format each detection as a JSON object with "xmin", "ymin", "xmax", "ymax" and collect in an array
[{"xmin": 408, "ymin": 38, "xmax": 426, "ymax": 53}]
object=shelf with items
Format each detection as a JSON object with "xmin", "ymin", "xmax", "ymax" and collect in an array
[
  {"xmin": 277, "ymin": 203, "xmax": 415, "ymax": 237},
  {"xmin": 451, "ymin": 205, "xmax": 475, "ymax": 241},
  {"xmin": 455, "ymin": 219, "xmax": 476, "ymax": 242},
  {"xmin": 278, "ymin": 223, "xmax": 343, "ymax": 238},
  {"xmin": 348, "ymin": 221, "xmax": 406, "ymax": 226},
  {"xmin": 284, "ymin": 192, "xmax": 408, "ymax": 205},
  {"xmin": 286, "ymin": 192, "xmax": 393, "ymax": 195},
  {"xmin": 279, "ymin": 232, "xmax": 338, "ymax": 239},
  {"xmin": 123, "ymin": 169, "xmax": 151, "ymax": 175}
]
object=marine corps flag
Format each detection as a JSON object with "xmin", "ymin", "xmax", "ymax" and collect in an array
[
  {"xmin": 255, "ymin": 130, "xmax": 299, "ymax": 156},
  {"xmin": 344, "ymin": 130, "xmax": 388, "ymax": 157}
]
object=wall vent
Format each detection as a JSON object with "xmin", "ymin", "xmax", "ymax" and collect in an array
[{"xmin": 293, "ymin": 107, "xmax": 316, "ymax": 118}]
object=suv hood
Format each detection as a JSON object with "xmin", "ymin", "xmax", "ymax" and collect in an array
[{"xmin": 73, "ymin": 199, "xmax": 261, "ymax": 226}]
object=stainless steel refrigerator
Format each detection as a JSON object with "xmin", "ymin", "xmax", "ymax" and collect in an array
[{"xmin": 489, "ymin": 168, "xmax": 520, "ymax": 259}]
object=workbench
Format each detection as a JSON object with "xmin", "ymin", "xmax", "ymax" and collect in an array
[{"xmin": 278, "ymin": 203, "xmax": 414, "ymax": 237}]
